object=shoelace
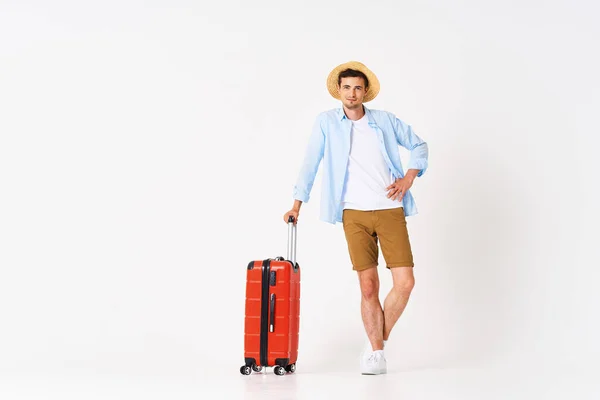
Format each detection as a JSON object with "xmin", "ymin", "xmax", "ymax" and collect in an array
[{"xmin": 367, "ymin": 353, "xmax": 381, "ymax": 364}]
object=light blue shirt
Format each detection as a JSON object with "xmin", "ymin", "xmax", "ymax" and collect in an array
[{"xmin": 293, "ymin": 105, "xmax": 429, "ymax": 225}]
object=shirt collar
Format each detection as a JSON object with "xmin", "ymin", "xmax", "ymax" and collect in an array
[{"xmin": 337, "ymin": 104, "xmax": 373, "ymax": 121}]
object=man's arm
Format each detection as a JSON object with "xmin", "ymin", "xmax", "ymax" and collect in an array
[
  {"xmin": 392, "ymin": 116, "xmax": 429, "ymax": 178},
  {"xmin": 283, "ymin": 116, "xmax": 325, "ymax": 224},
  {"xmin": 292, "ymin": 116, "xmax": 326, "ymax": 203}
]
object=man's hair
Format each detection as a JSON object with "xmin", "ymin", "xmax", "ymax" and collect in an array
[{"xmin": 338, "ymin": 68, "xmax": 369, "ymax": 88}]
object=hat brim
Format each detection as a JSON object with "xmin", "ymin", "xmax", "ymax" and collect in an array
[{"xmin": 327, "ymin": 61, "xmax": 380, "ymax": 103}]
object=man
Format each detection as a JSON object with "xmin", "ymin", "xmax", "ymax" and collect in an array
[{"xmin": 283, "ymin": 61, "xmax": 429, "ymax": 375}]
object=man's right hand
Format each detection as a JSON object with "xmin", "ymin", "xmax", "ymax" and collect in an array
[{"xmin": 283, "ymin": 209, "xmax": 299, "ymax": 224}]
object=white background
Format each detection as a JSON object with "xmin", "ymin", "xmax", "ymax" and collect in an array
[{"xmin": 1, "ymin": 0, "xmax": 599, "ymax": 398}]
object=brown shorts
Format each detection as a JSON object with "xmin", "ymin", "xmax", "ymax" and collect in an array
[{"xmin": 342, "ymin": 207, "xmax": 414, "ymax": 271}]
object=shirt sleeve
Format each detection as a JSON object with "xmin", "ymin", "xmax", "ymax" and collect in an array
[
  {"xmin": 293, "ymin": 115, "xmax": 326, "ymax": 203},
  {"xmin": 392, "ymin": 116, "xmax": 429, "ymax": 177}
]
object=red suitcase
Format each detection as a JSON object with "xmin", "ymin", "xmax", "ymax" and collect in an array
[{"xmin": 240, "ymin": 217, "xmax": 301, "ymax": 376}]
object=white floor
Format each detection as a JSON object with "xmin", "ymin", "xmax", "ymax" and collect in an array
[{"xmin": 2, "ymin": 359, "xmax": 598, "ymax": 400}]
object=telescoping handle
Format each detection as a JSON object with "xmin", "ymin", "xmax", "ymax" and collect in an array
[{"xmin": 287, "ymin": 216, "xmax": 297, "ymax": 266}]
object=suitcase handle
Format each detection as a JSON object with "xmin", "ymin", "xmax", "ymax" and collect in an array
[
  {"xmin": 269, "ymin": 293, "xmax": 275, "ymax": 332},
  {"xmin": 287, "ymin": 216, "xmax": 297, "ymax": 267}
]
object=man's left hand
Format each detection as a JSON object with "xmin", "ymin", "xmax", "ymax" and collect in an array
[{"xmin": 386, "ymin": 177, "xmax": 412, "ymax": 202}]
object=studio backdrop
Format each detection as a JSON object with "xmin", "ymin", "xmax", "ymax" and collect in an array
[{"xmin": 0, "ymin": 0, "xmax": 597, "ymax": 389}]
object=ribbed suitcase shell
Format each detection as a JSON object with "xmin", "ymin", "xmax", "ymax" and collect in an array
[{"xmin": 243, "ymin": 258, "xmax": 300, "ymax": 373}]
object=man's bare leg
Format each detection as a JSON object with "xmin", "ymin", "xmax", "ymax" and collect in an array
[
  {"xmin": 357, "ymin": 266, "xmax": 384, "ymax": 351},
  {"xmin": 383, "ymin": 266, "xmax": 415, "ymax": 341}
]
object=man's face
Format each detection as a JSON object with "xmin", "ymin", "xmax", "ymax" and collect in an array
[{"xmin": 338, "ymin": 76, "xmax": 368, "ymax": 110}]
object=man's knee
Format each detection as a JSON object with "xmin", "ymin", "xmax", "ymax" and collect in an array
[
  {"xmin": 393, "ymin": 274, "xmax": 415, "ymax": 295},
  {"xmin": 359, "ymin": 277, "xmax": 379, "ymax": 300}
]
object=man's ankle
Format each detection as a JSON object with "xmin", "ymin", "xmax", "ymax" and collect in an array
[
  {"xmin": 366, "ymin": 339, "xmax": 385, "ymax": 351},
  {"xmin": 364, "ymin": 335, "xmax": 388, "ymax": 350}
]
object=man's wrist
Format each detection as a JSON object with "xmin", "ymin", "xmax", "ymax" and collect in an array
[
  {"xmin": 292, "ymin": 200, "xmax": 302, "ymax": 211},
  {"xmin": 405, "ymin": 169, "xmax": 420, "ymax": 183}
]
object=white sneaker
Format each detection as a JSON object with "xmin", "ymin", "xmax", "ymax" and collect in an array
[{"xmin": 360, "ymin": 350, "xmax": 387, "ymax": 375}]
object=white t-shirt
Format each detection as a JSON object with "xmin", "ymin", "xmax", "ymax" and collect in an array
[{"xmin": 341, "ymin": 114, "xmax": 404, "ymax": 211}]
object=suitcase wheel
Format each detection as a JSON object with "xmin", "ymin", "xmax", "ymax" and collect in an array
[
  {"xmin": 274, "ymin": 366, "xmax": 285, "ymax": 376},
  {"xmin": 285, "ymin": 363, "xmax": 296, "ymax": 373},
  {"xmin": 240, "ymin": 365, "xmax": 251, "ymax": 375},
  {"xmin": 251, "ymin": 364, "xmax": 263, "ymax": 373}
]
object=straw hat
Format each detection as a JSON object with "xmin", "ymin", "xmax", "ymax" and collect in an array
[{"xmin": 326, "ymin": 61, "xmax": 380, "ymax": 102}]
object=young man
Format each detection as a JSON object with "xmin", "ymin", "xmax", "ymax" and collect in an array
[{"xmin": 283, "ymin": 61, "xmax": 429, "ymax": 375}]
